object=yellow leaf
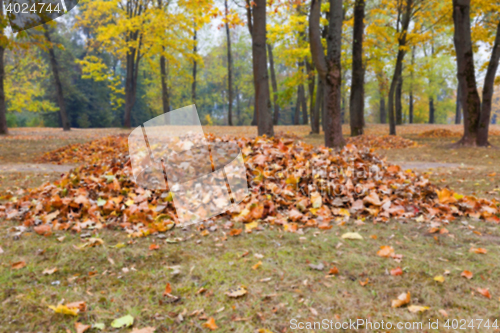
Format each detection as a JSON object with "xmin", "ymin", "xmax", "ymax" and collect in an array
[
  {"xmin": 391, "ymin": 291, "xmax": 410, "ymax": 308},
  {"xmin": 434, "ymin": 275, "xmax": 445, "ymax": 283},
  {"xmin": 408, "ymin": 305, "xmax": 430, "ymax": 313},
  {"xmin": 226, "ymin": 286, "xmax": 247, "ymax": 298},
  {"xmin": 48, "ymin": 304, "xmax": 79, "ymax": 316},
  {"xmin": 341, "ymin": 232, "xmax": 364, "ymax": 240},
  {"xmin": 245, "ymin": 221, "xmax": 259, "ymax": 232}
]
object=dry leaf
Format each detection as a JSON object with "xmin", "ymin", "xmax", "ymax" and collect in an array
[
  {"xmin": 359, "ymin": 278, "xmax": 369, "ymax": 286},
  {"xmin": 377, "ymin": 246, "xmax": 394, "ymax": 258},
  {"xmin": 226, "ymin": 286, "xmax": 247, "ymax": 298},
  {"xmin": 328, "ymin": 267, "xmax": 339, "ymax": 275},
  {"xmin": 434, "ymin": 275, "xmax": 445, "ymax": 283},
  {"xmin": 461, "ymin": 270, "xmax": 473, "ymax": 279},
  {"xmin": 229, "ymin": 228, "xmax": 242, "ymax": 236},
  {"xmin": 252, "ymin": 261, "xmax": 262, "ymax": 270},
  {"xmin": 470, "ymin": 247, "xmax": 487, "ymax": 254},
  {"xmin": 408, "ymin": 305, "xmax": 429, "ymax": 313},
  {"xmin": 203, "ymin": 317, "xmax": 218, "ymax": 330},
  {"xmin": 163, "ymin": 283, "xmax": 172, "ymax": 296},
  {"xmin": 34, "ymin": 224, "xmax": 52, "ymax": 236},
  {"xmin": 43, "ymin": 267, "xmax": 58, "ymax": 275},
  {"xmin": 149, "ymin": 244, "xmax": 160, "ymax": 251},
  {"xmin": 439, "ymin": 309, "xmax": 448, "ymax": 317},
  {"xmin": 341, "ymin": 232, "xmax": 363, "ymax": 240},
  {"xmin": 11, "ymin": 261, "xmax": 26, "ymax": 270},
  {"xmin": 75, "ymin": 322, "xmax": 91, "ymax": 333},
  {"xmin": 390, "ymin": 267, "xmax": 403, "ymax": 276},
  {"xmin": 391, "ymin": 291, "xmax": 411, "ymax": 308},
  {"xmin": 477, "ymin": 288, "xmax": 491, "ymax": 299},
  {"xmin": 48, "ymin": 304, "xmax": 79, "ymax": 316}
]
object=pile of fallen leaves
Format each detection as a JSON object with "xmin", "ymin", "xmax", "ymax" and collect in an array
[
  {"xmin": 36, "ymin": 136, "xmax": 128, "ymax": 165},
  {"xmin": 3, "ymin": 134, "xmax": 499, "ymax": 237},
  {"xmin": 418, "ymin": 129, "xmax": 461, "ymax": 138},
  {"xmin": 346, "ymin": 135, "xmax": 417, "ymax": 149}
]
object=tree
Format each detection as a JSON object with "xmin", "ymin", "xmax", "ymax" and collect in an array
[
  {"xmin": 43, "ymin": 26, "xmax": 70, "ymax": 131},
  {"xmin": 387, "ymin": 0, "xmax": 413, "ymax": 135},
  {"xmin": 0, "ymin": 7, "xmax": 8, "ymax": 134},
  {"xmin": 349, "ymin": 0, "xmax": 366, "ymax": 136},
  {"xmin": 224, "ymin": 0, "xmax": 234, "ymax": 125},
  {"xmin": 452, "ymin": 0, "xmax": 500, "ymax": 146},
  {"xmin": 247, "ymin": 0, "xmax": 274, "ymax": 136},
  {"xmin": 267, "ymin": 43, "xmax": 279, "ymax": 125},
  {"xmin": 309, "ymin": 0, "xmax": 345, "ymax": 148}
]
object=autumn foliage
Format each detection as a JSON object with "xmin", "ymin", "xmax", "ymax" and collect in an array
[{"xmin": 3, "ymin": 135, "xmax": 500, "ymax": 236}]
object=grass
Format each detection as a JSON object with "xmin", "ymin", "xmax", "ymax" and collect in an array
[
  {"xmin": 1, "ymin": 125, "xmax": 500, "ymax": 332},
  {"xmin": 1, "ymin": 218, "xmax": 499, "ymax": 332}
]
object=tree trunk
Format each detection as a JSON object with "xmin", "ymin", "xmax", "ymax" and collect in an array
[
  {"xmin": 455, "ymin": 82, "xmax": 462, "ymax": 124},
  {"xmin": 309, "ymin": 0, "xmax": 345, "ymax": 148},
  {"xmin": 349, "ymin": 0, "xmax": 365, "ymax": 136},
  {"xmin": 44, "ymin": 27, "xmax": 70, "ymax": 131},
  {"xmin": 453, "ymin": 0, "xmax": 482, "ymax": 146},
  {"xmin": 395, "ymin": 66, "xmax": 403, "ymax": 125},
  {"xmin": 311, "ymin": 75, "xmax": 321, "ymax": 133},
  {"xmin": 192, "ymin": 25, "xmax": 197, "ymax": 104},
  {"xmin": 380, "ymin": 96, "xmax": 386, "ymax": 124},
  {"xmin": 160, "ymin": 53, "xmax": 170, "ymax": 114},
  {"xmin": 306, "ymin": 60, "xmax": 316, "ymax": 128},
  {"xmin": 246, "ymin": 0, "xmax": 258, "ymax": 126},
  {"xmin": 252, "ymin": 0, "xmax": 274, "ymax": 136},
  {"xmin": 235, "ymin": 85, "xmax": 241, "ymax": 125},
  {"xmin": 267, "ymin": 44, "xmax": 280, "ymax": 125},
  {"xmin": 0, "ymin": 41, "xmax": 7, "ymax": 135},
  {"xmin": 477, "ymin": 22, "xmax": 500, "ymax": 146},
  {"xmin": 294, "ymin": 87, "xmax": 301, "ymax": 125},
  {"xmin": 428, "ymin": 97, "xmax": 435, "ymax": 123},
  {"xmin": 388, "ymin": 0, "xmax": 412, "ymax": 135},
  {"xmin": 409, "ymin": 47, "xmax": 414, "ymax": 124},
  {"xmin": 299, "ymin": 61, "xmax": 308, "ymax": 124},
  {"xmin": 225, "ymin": 0, "xmax": 233, "ymax": 126}
]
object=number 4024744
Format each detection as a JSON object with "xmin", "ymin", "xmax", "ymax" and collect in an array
[{"xmin": 5, "ymin": 2, "xmax": 63, "ymax": 14}]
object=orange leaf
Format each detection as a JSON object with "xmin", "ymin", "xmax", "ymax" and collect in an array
[
  {"xmin": 34, "ymin": 224, "xmax": 52, "ymax": 237},
  {"xmin": 391, "ymin": 291, "xmax": 411, "ymax": 308},
  {"xmin": 149, "ymin": 244, "xmax": 160, "ymax": 251},
  {"xmin": 461, "ymin": 270, "xmax": 473, "ymax": 279},
  {"xmin": 390, "ymin": 267, "xmax": 403, "ymax": 276},
  {"xmin": 359, "ymin": 278, "xmax": 369, "ymax": 286},
  {"xmin": 370, "ymin": 235, "xmax": 377, "ymax": 240},
  {"xmin": 229, "ymin": 229, "xmax": 242, "ymax": 236},
  {"xmin": 470, "ymin": 247, "xmax": 487, "ymax": 254},
  {"xmin": 328, "ymin": 267, "xmax": 339, "ymax": 275},
  {"xmin": 203, "ymin": 317, "xmax": 218, "ymax": 330},
  {"xmin": 252, "ymin": 261, "xmax": 262, "ymax": 270},
  {"xmin": 477, "ymin": 288, "xmax": 491, "ymax": 299},
  {"xmin": 11, "ymin": 261, "xmax": 26, "ymax": 270},
  {"xmin": 163, "ymin": 283, "xmax": 172, "ymax": 296},
  {"xmin": 377, "ymin": 246, "xmax": 394, "ymax": 258},
  {"xmin": 66, "ymin": 301, "xmax": 87, "ymax": 312}
]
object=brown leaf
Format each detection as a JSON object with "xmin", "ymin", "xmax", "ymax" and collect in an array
[
  {"xmin": 43, "ymin": 267, "xmax": 58, "ymax": 275},
  {"xmin": 391, "ymin": 291, "xmax": 411, "ymax": 308},
  {"xmin": 377, "ymin": 246, "xmax": 394, "ymax": 258},
  {"xmin": 477, "ymin": 288, "xmax": 491, "ymax": 299},
  {"xmin": 75, "ymin": 322, "xmax": 91, "ymax": 333},
  {"xmin": 461, "ymin": 270, "xmax": 473, "ymax": 279},
  {"xmin": 11, "ymin": 261, "xmax": 26, "ymax": 270},
  {"xmin": 65, "ymin": 301, "xmax": 87, "ymax": 313},
  {"xmin": 149, "ymin": 244, "xmax": 160, "ymax": 251},
  {"xmin": 163, "ymin": 283, "xmax": 172, "ymax": 296},
  {"xmin": 34, "ymin": 224, "xmax": 52, "ymax": 236},
  {"xmin": 328, "ymin": 267, "xmax": 339, "ymax": 275},
  {"xmin": 229, "ymin": 228, "xmax": 242, "ymax": 236},
  {"xmin": 470, "ymin": 247, "xmax": 487, "ymax": 254},
  {"xmin": 203, "ymin": 317, "xmax": 218, "ymax": 330}
]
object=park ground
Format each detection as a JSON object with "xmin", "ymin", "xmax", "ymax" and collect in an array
[{"xmin": 0, "ymin": 125, "xmax": 499, "ymax": 332}]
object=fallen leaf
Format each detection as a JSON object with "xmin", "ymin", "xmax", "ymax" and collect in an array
[
  {"xmin": 470, "ymin": 247, "xmax": 487, "ymax": 254},
  {"xmin": 377, "ymin": 246, "xmax": 394, "ymax": 258},
  {"xmin": 328, "ymin": 267, "xmax": 339, "ymax": 275},
  {"xmin": 203, "ymin": 317, "xmax": 218, "ymax": 330},
  {"xmin": 93, "ymin": 323, "xmax": 105, "ymax": 330},
  {"xmin": 0, "ymin": 246, "xmax": 3, "ymax": 254},
  {"xmin": 245, "ymin": 221, "xmax": 259, "ymax": 232},
  {"xmin": 11, "ymin": 261, "xmax": 26, "ymax": 270},
  {"xmin": 43, "ymin": 267, "xmax": 58, "ymax": 275},
  {"xmin": 390, "ymin": 267, "xmax": 403, "ymax": 276},
  {"xmin": 461, "ymin": 270, "xmax": 473, "ymax": 279},
  {"xmin": 391, "ymin": 291, "xmax": 410, "ymax": 308},
  {"xmin": 48, "ymin": 304, "xmax": 79, "ymax": 316},
  {"xmin": 163, "ymin": 283, "xmax": 172, "ymax": 296},
  {"xmin": 438, "ymin": 309, "xmax": 448, "ymax": 317},
  {"xmin": 226, "ymin": 286, "xmax": 247, "ymax": 298},
  {"xmin": 34, "ymin": 224, "xmax": 52, "ymax": 236},
  {"xmin": 65, "ymin": 301, "xmax": 87, "ymax": 312},
  {"xmin": 75, "ymin": 322, "xmax": 91, "ymax": 333},
  {"xmin": 149, "ymin": 244, "xmax": 160, "ymax": 251},
  {"xmin": 477, "ymin": 288, "xmax": 491, "ymax": 299},
  {"xmin": 229, "ymin": 228, "xmax": 242, "ymax": 236},
  {"xmin": 341, "ymin": 232, "xmax": 364, "ymax": 240},
  {"xmin": 434, "ymin": 275, "xmax": 445, "ymax": 283},
  {"xmin": 111, "ymin": 315, "xmax": 134, "ymax": 328},
  {"xmin": 309, "ymin": 263, "xmax": 324, "ymax": 271},
  {"xmin": 408, "ymin": 305, "xmax": 430, "ymax": 313},
  {"xmin": 359, "ymin": 278, "xmax": 369, "ymax": 286},
  {"xmin": 252, "ymin": 261, "xmax": 262, "ymax": 270}
]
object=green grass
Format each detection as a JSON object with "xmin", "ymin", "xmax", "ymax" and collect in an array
[{"xmin": 1, "ymin": 218, "xmax": 499, "ymax": 332}]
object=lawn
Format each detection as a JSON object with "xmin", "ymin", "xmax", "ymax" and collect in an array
[{"xmin": 1, "ymin": 125, "xmax": 499, "ymax": 332}]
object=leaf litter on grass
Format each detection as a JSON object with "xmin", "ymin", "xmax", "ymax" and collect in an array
[{"xmin": 2, "ymin": 134, "xmax": 500, "ymax": 238}]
